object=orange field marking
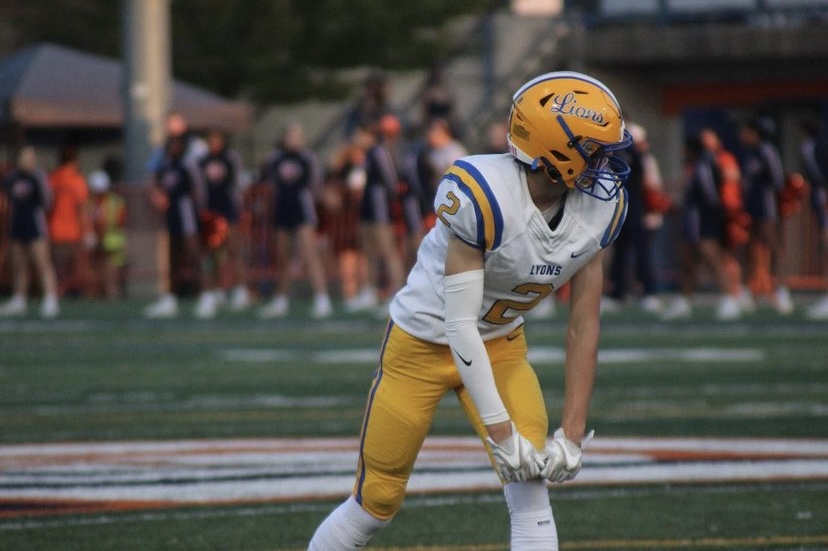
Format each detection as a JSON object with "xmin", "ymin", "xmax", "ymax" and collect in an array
[{"xmin": 1, "ymin": 436, "xmax": 827, "ymax": 519}]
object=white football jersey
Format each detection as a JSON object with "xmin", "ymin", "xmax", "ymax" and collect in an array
[{"xmin": 390, "ymin": 153, "xmax": 627, "ymax": 344}]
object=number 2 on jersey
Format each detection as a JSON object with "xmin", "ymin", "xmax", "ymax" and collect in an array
[
  {"xmin": 436, "ymin": 191, "xmax": 461, "ymax": 226},
  {"xmin": 483, "ymin": 283, "xmax": 555, "ymax": 325}
]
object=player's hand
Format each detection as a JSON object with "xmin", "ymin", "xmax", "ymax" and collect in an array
[
  {"xmin": 540, "ymin": 428, "xmax": 594, "ymax": 483},
  {"xmin": 486, "ymin": 423, "xmax": 545, "ymax": 483}
]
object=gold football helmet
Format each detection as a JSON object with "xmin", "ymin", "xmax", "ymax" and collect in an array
[{"xmin": 507, "ymin": 71, "xmax": 631, "ymax": 201}]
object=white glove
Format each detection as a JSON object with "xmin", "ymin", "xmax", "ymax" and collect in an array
[
  {"xmin": 486, "ymin": 423, "xmax": 545, "ymax": 483},
  {"xmin": 540, "ymin": 428, "xmax": 594, "ymax": 483}
]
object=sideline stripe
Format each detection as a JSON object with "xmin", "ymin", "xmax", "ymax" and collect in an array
[
  {"xmin": 2, "ymin": 437, "xmax": 827, "ymax": 518},
  {"xmin": 219, "ymin": 347, "xmax": 767, "ymax": 365},
  {"xmin": 277, "ymin": 535, "xmax": 828, "ymax": 551},
  {"xmin": 2, "ymin": 484, "xmax": 821, "ymax": 529},
  {"xmin": 564, "ymin": 535, "xmax": 828, "ymax": 549}
]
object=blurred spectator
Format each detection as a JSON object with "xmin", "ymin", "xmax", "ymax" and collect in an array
[
  {"xmin": 147, "ymin": 111, "xmax": 208, "ymax": 173},
  {"xmin": 662, "ymin": 135, "xmax": 742, "ymax": 321},
  {"xmin": 143, "ymin": 135, "xmax": 207, "ymax": 318},
  {"xmin": 348, "ymin": 123, "xmax": 406, "ymax": 314},
  {"xmin": 603, "ymin": 123, "xmax": 665, "ymax": 315},
  {"xmin": 196, "ymin": 129, "xmax": 250, "ymax": 317},
  {"xmin": 87, "ymin": 170, "xmax": 126, "ymax": 299},
  {"xmin": 739, "ymin": 117, "xmax": 792, "ymax": 314},
  {"xmin": 483, "ymin": 121, "xmax": 509, "ymax": 154},
  {"xmin": 321, "ymin": 139, "xmax": 370, "ymax": 307},
  {"xmin": 47, "ymin": 144, "xmax": 90, "ymax": 297},
  {"xmin": 258, "ymin": 123, "xmax": 332, "ymax": 319},
  {"xmin": 380, "ymin": 114, "xmax": 426, "ymax": 269},
  {"xmin": 420, "ymin": 64, "xmax": 456, "ymax": 130},
  {"xmin": 415, "ymin": 119, "xmax": 470, "ymax": 276},
  {"xmin": 800, "ymin": 119, "xmax": 828, "ymax": 319},
  {"xmin": 424, "ymin": 118, "xmax": 468, "ymax": 199},
  {"xmin": 699, "ymin": 128, "xmax": 751, "ymax": 309},
  {"xmin": 0, "ymin": 146, "xmax": 59, "ymax": 318},
  {"xmin": 344, "ymin": 71, "xmax": 391, "ymax": 139}
]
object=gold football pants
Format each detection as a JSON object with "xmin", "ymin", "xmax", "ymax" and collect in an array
[{"xmin": 353, "ymin": 321, "xmax": 548, "ymax": 520}]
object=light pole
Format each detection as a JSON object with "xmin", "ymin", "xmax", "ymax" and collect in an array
[{"xmin": 122, "ymin": 0, "xmax": 171, "ymax": 298}]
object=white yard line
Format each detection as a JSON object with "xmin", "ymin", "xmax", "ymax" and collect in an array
[{"xmin": 0, "ymin": 436, "xmax": 826, "ymax": 507}]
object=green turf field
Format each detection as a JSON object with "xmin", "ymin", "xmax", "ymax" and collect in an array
[{"xmin": 1, "ymin": 297, "xmax": 827, "ymax": 550}]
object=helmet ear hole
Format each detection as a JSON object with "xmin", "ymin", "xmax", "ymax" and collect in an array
[
  {"xmin": 543, "ymin": 161, "xmax": 563, "ymax": 179},
  {"xmin": 550, "ymin": 150, "xmax": 570, "ymax": 163}
]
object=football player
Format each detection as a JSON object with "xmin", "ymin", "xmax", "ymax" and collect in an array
[{"xmin": 308, "ymin": 71, "xmax": 631, "ymax": 550}]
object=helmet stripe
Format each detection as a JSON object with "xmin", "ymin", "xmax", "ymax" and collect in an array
[{"xmin": 512, "ymin": 71, "xmax": 622, "ymax": 111}]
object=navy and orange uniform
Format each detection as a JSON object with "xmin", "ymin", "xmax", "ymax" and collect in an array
[
  {"xmin": 263, "ymin": 148, "xmax": 321, "ymax": 230},
  {"xmin": 742, "ymin": 139, "xmax": 785, "ymax": 223},
  {"xmin": 353, "ymin": 153, "xmax": 627, "ymax": 520},
  {"xmin": 801, "ymin": 132, "xmax": 828, "ymax": 231},
  {"xmin": 683, "ymin": 151, "xmax": 725, "ymax": 243},
  {"xmin": 155, "ymin": 156, "xmax": 204, "ymax": 238},
  {"xmin": 359, "ymin": 143, "xmax": 398, "ymax": 224},
  {"xmin": 199, "ymin": 148, "xmax": 243, "ymax": 224},
  {"xmin": 2, "ymin": 168, "xmax": 52, "ymax": 243},
  {"xmin": 397, "ymin": 143, "xmax": 430, "ymax": 233}
]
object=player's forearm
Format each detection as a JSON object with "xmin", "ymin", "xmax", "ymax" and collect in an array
[
  {"xmin": 561, "ymin": 318, "xmax": 598, "ymax": 444},
  {"xmin": 485, "ymin": 420, "xmax": 513, "ymax": 444},
  {"xmin": 561, "ymin": 252, "xmax": 602, "ymax": 444},
  {"xmin": 444, "ymin": 270, "xmax": 510, "ymax": 431},
  {"xmin": 444, "ymin": 236, "xmax": 512, "ymax": 442}
]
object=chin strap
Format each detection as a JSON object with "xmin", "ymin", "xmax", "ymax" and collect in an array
[{"xmin": 533, "ymin": 157, "xmax": 568, "ymax": 188}]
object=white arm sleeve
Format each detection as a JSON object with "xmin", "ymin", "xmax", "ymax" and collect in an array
[{"xmin": 444, "ymin": 270, "xmax": 510, "ymax": 425}]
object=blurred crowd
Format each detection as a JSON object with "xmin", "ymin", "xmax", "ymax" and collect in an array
[
  {"xmin": 0, "ymin": 70, "xmax": 472, "ymax": 320},
  {"xmin": 1, "ymin": 71, "xmax": 827, "ymax": 321},
  {"xmin": 602, "ymin": 116, "xmax": 828, "ymax": 321}
]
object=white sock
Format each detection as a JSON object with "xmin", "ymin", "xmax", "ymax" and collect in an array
[
  {"xmin": 308, "ymin": 497, "xmax": 389, "ymax": 550},
  {"xmin": 504, "ymin": 480, "xmax": 558, "ymax": 551}
]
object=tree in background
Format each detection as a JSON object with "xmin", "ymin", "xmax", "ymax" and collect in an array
[{"xmin": 0, "ymin": 0, "xmax": 496, "ymax": 103}]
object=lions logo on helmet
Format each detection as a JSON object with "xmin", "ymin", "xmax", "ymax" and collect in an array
[{"xmin": 507, "ymin": 71, "xmax": 632, "ymax": 201}]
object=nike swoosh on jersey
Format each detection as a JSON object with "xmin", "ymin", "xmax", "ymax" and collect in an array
[
  {"xmin": 571, "ymin": 249, "xmax": 591, "ymax": 258},
  {"xmin": 452, "ymin": 349, "xmax": 473, "ymax": 366}
]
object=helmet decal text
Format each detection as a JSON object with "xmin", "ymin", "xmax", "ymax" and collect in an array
[{"xmin": 549, "ymin": 92, "xmax": 609, "ymax": 127}]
